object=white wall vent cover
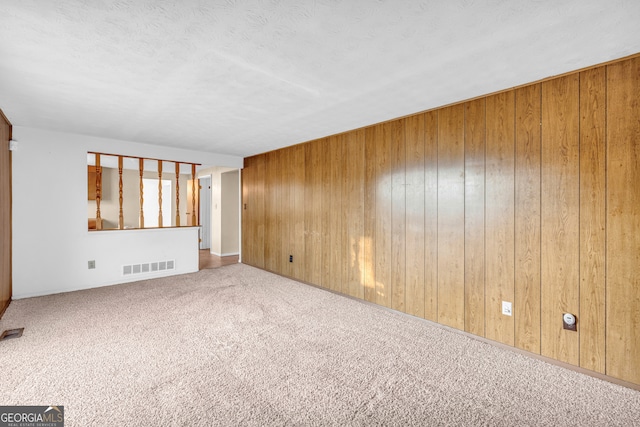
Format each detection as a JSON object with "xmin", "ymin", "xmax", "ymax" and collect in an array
[{"xmin": 123, "ymin": 260, "xmax": 175, "ymax": 276}]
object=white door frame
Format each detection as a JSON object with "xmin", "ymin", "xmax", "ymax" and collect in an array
[{"xmin": 199, "ymin": 175, "xmax": 212, "ymax": 250}]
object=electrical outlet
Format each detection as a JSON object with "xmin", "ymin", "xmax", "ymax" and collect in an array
[
  {"xmin": 563, "ymin": 313, "xmax": 577, "ymax": 331},
  {"xmin": 502, "ymin": 301, "xmax": 512, "ymax": 316},
  {"xmin": 88, "ymin": 260, "xmax": 96, "ymax": 269}
]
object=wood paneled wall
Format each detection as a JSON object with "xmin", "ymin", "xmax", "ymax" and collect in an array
[
  {"xmin": 0, "ymin": 109, "xmax": 12, "ymax": 319},
  {"xmin": 242, "ymin": 56, "xmax": 640, "ymax": 386}
]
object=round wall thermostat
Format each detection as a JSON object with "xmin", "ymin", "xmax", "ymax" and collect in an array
[{"xmin": 563, "ymin": 313, "xmax": 576, "ymax": 325}]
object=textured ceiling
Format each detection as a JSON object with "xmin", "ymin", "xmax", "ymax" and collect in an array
[{"xmin": 1, "ymin": 0, "xmax": 639, "ymax": 158}]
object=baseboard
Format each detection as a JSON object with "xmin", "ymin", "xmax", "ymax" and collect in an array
[
  {"xmin": 211, "ymin": 252, "xmax": 239, "ymax": 257},
  {"xmin": 241, "ymin": 262, "xmax": 640, "ymax": 392}
]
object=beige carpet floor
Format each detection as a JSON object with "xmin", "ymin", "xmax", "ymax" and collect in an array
[{"xmin": 1, "ymin": 264, "xmax": 639, "ymax": 426}]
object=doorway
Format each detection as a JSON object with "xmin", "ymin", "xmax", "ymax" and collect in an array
[{"xmin": 199, "ymin": 176, "xmax": 211, "ymax": 250}]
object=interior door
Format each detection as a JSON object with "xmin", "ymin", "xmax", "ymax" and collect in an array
[{"xmin": 0, "ymin": 110, "xmax": 12, "ymax": 319}]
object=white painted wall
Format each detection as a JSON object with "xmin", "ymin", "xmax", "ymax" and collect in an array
[
  {"xmin": 221, "ymin": 170, "xmax": 240, "ymax": 255},
  {"xmin": 11, "ymin": 126, "xmax": 243, "ymax": 299}
]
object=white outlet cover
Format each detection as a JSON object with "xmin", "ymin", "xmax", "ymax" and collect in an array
[
  {"xmin": 563, "ymin": 313, "xmax": 576, "ymax": 325},
  {"xmin": 502, "ymin": 301, "xmax": 512, "ymax": 316}
]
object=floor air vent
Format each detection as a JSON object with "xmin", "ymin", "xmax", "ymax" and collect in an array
[
  {"xmin": 1, "ymin": 328, "xmax": 24, "ymax": 341},
  {"xmin": 123, "ymin": 260, "xmax": 175, "ymax": 276}
]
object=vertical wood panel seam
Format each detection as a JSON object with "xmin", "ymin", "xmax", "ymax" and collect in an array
[
  {"xmin": 577, "ymin": 72, "xmax": 581, "ymax": 367},
  {"xmin": 513, "ymin": 91, "xmax": 517, "ymax": 341},
  {"xmin": 463, "ymin": 106, "xmax": 467, "ymax": 329},
  {"xmin": 404, "ymin": 125, "xmax": 407, "ymax": 311},
  {"xmin": 603, "ymin": 65, "xmax": 608, "ymax": 374},
  {"xmin": 340, "ymin": 138, "xmax": 343, "ymax": 293},
  {"xmin": 424, "ymin": 115, "xmax": 428, "ymax": 318},
  {"xmin": 539, "ymin": 83, "xmax": 543, "ymax": 355},
  {"xmin": 513, "ymin": 91, "xmax": 516, "ymax": 341},
  {"xmin": 436, "ymin": 112, "xmax": 439, "ymax": 321},
  {"xmin": 483, "ymin": 98, "xmax": 486, "ymax": 336},
  {"xmin": 484, "ymin": 102, "xmax": 487, "ymax": 337}
]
